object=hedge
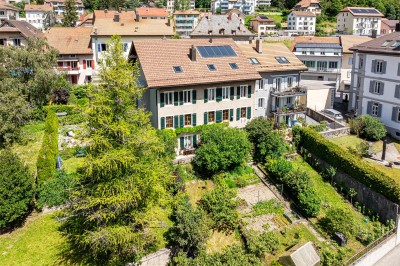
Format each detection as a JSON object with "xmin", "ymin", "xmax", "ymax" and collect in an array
[
  {"xmin": 43, "ymin": 105, "xmax": 76, "ymax": 115},
  {"xmin": 36, "ymin": 110, "xmax": 59, "ymax": 186},
  {"xmin": 174, "ymin": 122, "xmax": 229, "ymax": 135},
  {"xmin": 294, "ymin": 127, "xmax": 400, "ymax": 203}
]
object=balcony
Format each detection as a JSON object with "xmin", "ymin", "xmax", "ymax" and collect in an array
[
  {"xmin": 270, "ymin": 86, "xmax": 307, "ymax": 97},
  {"xmin": 56, "ymin": 67, "xmax": 80, "ymax": 75},
  {"xmin": 271, "ymin": 104, "xmax": 307, "ymax": 115}
]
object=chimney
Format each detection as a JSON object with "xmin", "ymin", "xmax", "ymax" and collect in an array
[
  {"xmin": 167, "ymin": 17, "xmax": 171, "ymax": 26},
  {"xmin": 190, "ymin": 45, "xmax": 196, "ymax": 61},
  {"xmin": 396, "ymin": 23, "xmax": 400, "ymax": 32},
  {"xmin": 256, "ymin": 39, "xmax": 262, "ymax": 54},
  {"xmin": 113, "ymin": 12, "xmax": 120, "ymax": 22},
  {"xmin": 136, "ymin": 13, "xmax": 140, "ymax": 22},
  {"xmin": 209, "ymin": 37, "xmax": 213, "ymax": 43},
  {"xmin": 118, "ymin": 7, "xmax": 122, "ymax": 13},
  {"xmin": 228, "ymin": 13, "xmax": 232, "ymax": 20},
  {"xmin": 104, "ymin": 9, "xmax": 108, "ymax": 13},
  {"xmin": 371, "ymin": 29, "xmax": 377, "ymax": 38}
]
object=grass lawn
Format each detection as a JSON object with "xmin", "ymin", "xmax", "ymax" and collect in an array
[
  {"xmin": 185, "ymin": 179, "xmax": 214, "ymax": 206},
  {"xmin": 257, "ymin": 12, "xmax": 283, "ymax": 23},
  {"xmin": 0, "ymin": 212, "xmax": 63, "ymax": 266},
  {"xmin": 329, "ymin": 135, "xmax": 383, "ymax": 153},
  {"xmin": 317, "ymin": 20, "xmax": 336, "ymax": 35},
  {"xmin": 206, "ymin": 230, "xmax": 241, "ymax": 254},
  {"xmin": 364, "ymin": 159, "xmax": 400, "ymax": 185}
]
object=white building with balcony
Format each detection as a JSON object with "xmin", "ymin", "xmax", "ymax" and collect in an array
[
  {"xmin": 44, "ymin": 0, "xmax": 84, "ymax": 23},
  {"xmin": 0, "ymin": 1, "xmax": 19, "ymax": 23},
  {"xmin": 287, "ymin": 11, "xmax": 316, "ymax": 35},
  {"xmin": 336, "ymin": 7, "xmax": 383, "ymax": 35},
  {"xmin": 167, "ymin": 0, "xmax": 195, "ymax": 14},
  {"xmin": 349, "ymin": 28, "xmax": 400, "ymax": 140},
  {"xmin": 24, "ymin": 4, "xmax": 54, "ymax": 30},
  {"xmin": 211, "ymin": 0, "xmax": 256, "ymax": 15},
  {"xmin": 173, "ymin": 10, "xmax": 200, "ymax": 37}
]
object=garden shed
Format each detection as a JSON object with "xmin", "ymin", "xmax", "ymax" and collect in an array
[{"xmin": 279, "ymin": 242, "xmax": 320, "ymax": 266}]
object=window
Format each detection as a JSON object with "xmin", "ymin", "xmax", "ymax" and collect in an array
[
  {"xmin": 184, "ymin": 135, "xmax": 192, "ymax": 149},
  {"xmin": 359, "ymin": 58, "xmax": 364, "ymax": 68},
  {"xmin": 98, "ymin": 43, "xmax": 107, "ymax": 51},
  {"xmin": 391, "ymin": 40, "xmax": 400, "ymax": 48},
  {"xmin": 166, "ymin": 116, "xmax": 173, "ymax": 128},
  {"xmin": 207, "ymin": 64, "xmax": 217, "ymax": 71},
  {"xmin": 208, "ymin": 111, "xmax": 215, "ymax": 123},
  {"xmin": 184, "ymin": 114, "xmax": 192, "ymax": 126},
  {"xmin": 13, "ymin": 39, "xmax": 21, "ymax": 46},
  {"xmin": 257, "ymin": 98, "xmax": 265, "ymax": 108},
  {"xmin": 222, "ymin": 87, "xmax": 229, "ymax": 100},
  {"xmin": 69, "ymin": 55, "xmax": 76, "ymax": 58},
  {"xmin": 310, "ymin": 51, "xmax": 315, "ymax": 55},
  {"xmin": 371, "ymin": 102, "xmax": 379, "ymax": 116},
  {"xmin": 347, "ymin": 70, "xmax": 351, "ymax": 78},
  {"xmin": 165, "ymin": 92, "xmax": 174, "ymax": 106},
  {"xmin": 302, "ymin": 51, "xmax": 307, "ymax": 55},
  {"xmin": 381, "ymin": 40, "xmax": 392, "ymax": 47},
  {"xmin": 275, "ymin": 57, "xmax": 289, "ymax": 63},
  {"xmin": 208, "ymin": 88, "xmax": 216, "ymax": 101},
  {"xmin": 0, "ymin": 39, "xmax": 5, "ymax": 46},
  {"xmin": 248, "ymin": 58, "xmax": 260, "ymax": 64},
  {"xmin": 123, "ymin": 43, "xmax": 128, "ymax": 52},
  {"xmin": 320, "ymin": 51, "xmax": 325, "ymax": 55},
  {"xmin": 373, "ymin": 81, "xmax": 383, "ymax": 94},
  {"xmin": 229, "ymin": 63, "xmax": 239, "ymax": 69},
  {"xmin": 329, "ymin": 61, "xmax": 338, "ymax": 69},
  {"xmin": 173, "ymin": 66, "xmax": 183, "ymax": 73},
  {"xmin": 85, "ymin": 60, "xmax": 93, "ymax": 68},
  {"xmin": 288, "ymin": 77, "xmax": 293, "ymax": 87},
  {"xmin": 302, "ymin": 60, "xmax": 315, "ymax": 68},
  {"xmin": 240, "ymin": 85, "xmax": 248, "ymax": 98},
  {"xmin": 348, "ymin": 57, "xmax": 353, "ymax": 65},
  {"xmin": 375, "ymin": 60, "xmax": 384, "ymax": 73},
  {"xmin": 397, "ymin": 108, "xmax": 400, "ymax": 122},
  {"xmin": 183, "ymin": 90, "xmax": 191, "ymax": 104},
  {"xmin": 223, "ymin": 109, "xmax": 229, "ymax": 121},
  {"xmin": 240, "ymin": 107, "xmax": 247, "ymax": 118},
  {"xmin": 0, "ymin": 11, "xmax": 4, "ymax": 15}
]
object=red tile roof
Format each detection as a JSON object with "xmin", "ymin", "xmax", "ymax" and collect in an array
[
  {"xmin": 24, "ymin": 4, "xmax": 53, "ymax": 12},
  {"xmin": 291, "ymin": 11, "xmax": 316, "ymax": 17},
  {"xmin": 135, "ymin": 7, "xmax": 168, "ymax": 17},
  {"xmin": 45, "ymin": 27, "xmax": 92, "ymax": 54}
]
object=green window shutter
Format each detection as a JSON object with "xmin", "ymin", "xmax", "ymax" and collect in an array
[
  {"xmin": 179, "ymin": 91, "xmax": 184, "ymax": 105},
  {"xmin": 230, "ymin": 109, "xmax": 234, "ymax": 121},
  {"xmin": 192, "ymin": 113, "xmax": 197, "ymax": 126},
  {"xmin": 160, "ymin": 117, "xmax": 165, "ymax": 129},
  {"xmin": 216, "ymin": 88, "xmax": 222, "ymax": 102},
  {"xmin": 180, "ymin": 137, "xmax": 184, "ymax": 150},
  {"xmin": 247, "ymin": 85, "xmax": 252, "ymax": 98},
  {"xmin": 160, "ymin": 92, "xmax": 165, "ymax": 107},
  {"xmin": 237, "ymin": 86, "xmax": 240, "ymax": 99},
  {"xmin": 179, "ymin": 115, "xmax": 184, "ymax": 128},
  {"xmin": 192, "ymin": 90, "xmax": 197, "ymax": 104},
  {"xmin": 216, "ymin": 110, "xmax": 222, "ymax": 123},
  {"xmin": 174, "ymin": 91, "xmax": 179, "ymax": 106},
  {"xmin": 204, "ymin": 89, "xmax": 208, "ymax": 103},
  {"xmin": 204, "ymin": 112, "xmax": 208, "ymax": 124},
  {"xmin": 247, "ymin": 107, "xmax": 251, "ymax": 119},
  {"xmin": 230, "ymin": 86, "xmax": 234, "ymax": 100},
  {"xmin": 236, "ymin": 108, "xmax": 240, "ymax": 120},
  {"xmin": 193, "ymin": 135, "xmax": 197, "ymax": 146},
  {"xmin": 174, "ymin": 115, "xmax": 179, "ymax": 129}
]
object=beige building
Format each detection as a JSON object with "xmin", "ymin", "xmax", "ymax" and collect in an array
[
  {"xmin": 130, "ymin": 38, "xmax": 261, "ymax": 154},
  {"xmin": 381, "ymin": 19, "xmax": 400, "ymax": 35},
  {"xmin": 293, "ymin": 0, "xmax": 321, "ymax": 16},
  {"xmin": 0, "ymin": 1, "xmax": 19, "ymax": 23},
  {"xmin": 173, "ymin": 10, "xmax": 200, "ymax": 37},
  {"xmin": 0, "ymin": 20, "xmax": 43, "ymax": 46},
  {"xmin": 336, "ymin": 7, "xmax": 383, "ymax": 35},
  {"xmin": 249, "ymin": 15, "xmax": 275, "ymax": 36}
]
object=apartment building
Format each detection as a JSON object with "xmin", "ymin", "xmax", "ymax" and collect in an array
[
  {"xmin": 4, "ymin": 0, "xmax": 29, "ymax": 4},
  {"xmin": 211, "ymin": 0, "xmax": 256, "ymax": 15},
  {"xmin": 166, "ymin": 0, "xmax": 195, "ymax": 14},
  {"xmin": 238, "ymin": 40, "xmax": 307, "ymax": 126},
  {"xmin": 130, "ymin": 38, "xmax": 261, "ymax": 154},
  {"xmin": 287, "ymin": 11, "xmax": 316, "ymax": 35},
  {"xmin": 0, "ymin": 1, "xmax": 19, "ymax": 23},
  {"xmin": 0, "ymin": 20, "xmax": 43, "ymax": 46},
  {"xmin": 173, "ymin": 10, "xmax": 200, "ymax": 37},
  {"xmin": 256, "ymin": 0, "xmax": 271, "ymax": 8},
  {"xmin": 336, "ymin": 7, "xmax": 383, "ymax": 35},
  {"xmin": 249, "ymin": 15, "xmax": 276, "ymax": 36},
  {"xmin": 293, "ymin": 0, "xmax": 321, "ymax": 16},
  {"xmin": 44, "ymin": 0, "xmax": 84, "ymax": 23},
  {"xmin": 381, "ymin": 19, "xmax": 400, "ymax": 35},
  {"xmin": 46, "ymin": 27, "xmax": 93, "ymax": 84},
  {"xmin": 349, "ymin": 26, "xmax": 400, "ymax": 140},
  {"xmin": 24, "ymin": 4, "xmax": 54, "ymax": 30}
]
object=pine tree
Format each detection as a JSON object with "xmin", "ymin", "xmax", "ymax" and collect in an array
[
  {"xmin": 59, "ymin": 35, "xmax": 173, "ymax": 265},
  {"xmin": 62, "ymin": 0, "xmax": 78, "ymax": 27}
]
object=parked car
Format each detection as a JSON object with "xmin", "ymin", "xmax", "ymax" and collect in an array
[{"xmin": 322, "ymin": 109, "xmax": 343, "ymax": 120}]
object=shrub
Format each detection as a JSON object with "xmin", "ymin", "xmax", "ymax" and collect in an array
[
  {"xmin": 347, "ymin": 140, "xmax": 369, "ymax": 157},
  {"xmin": 350, "ymin": 115, "xmax": 387, "ymax": 140},
  {"xmin": 157, "ymin": 129, "xmax": 177, "ymax": 159},
  {"xmin": 59, "ymin": 113, "xmax": 84, "ymax": 126},
  {"xmin": 322, "ymin": 208, "xmax": 357, "ymax": 237},
  {"xmin": 0, "ymin": 150, "xmax": 34, "ymax": 229},
  {"xmin": 36, "ymin": 110, "xmax": 59, "ymax": 186},
  {"xmin": 246, "ymin": 230, "xmax": 280, "ymax": 258},
  {"xmin": 309, "ymin": 121, "xmax": 328, "ymax": 132},
  {"xmin": 252, "ymin": 199, "xmax": 284, "ymax": 216},
  {"xmin": 43, "ymin": 104, "xmax": 76, "ymax": 115},
  {"xmin": 52, "ymin": 88, "xmax": 70, "ymax": 104},
  {"xmin": 298, "ymin": 188, "xmax": 321, "ymax": 217},
  {"xmin": 70, "ymin": 84, "xmax": 91, "ymax": 99}
]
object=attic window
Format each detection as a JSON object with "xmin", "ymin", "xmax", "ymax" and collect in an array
[
  {"xmin": 229, "ymin": 63, "xmax": 239, "ymax": 69},
  {"xmin": 207, "ymin": 64, "xmax": 217, "ymax": 71},
  {"xmin": 275, "ymin": 57, "xmax": 290, "ymax": 64},
  {"xmin": 381, "ymin": 40, "xmax": 392, "ymax": 47},
  {"xmin": 173, "ymin": 66, "xmax": 183, "ymax": 73},
  {"xmin": 248, "ymin": 58, "xmax": 260, "ymax": 65},
  {"xmin": 208, "ymin": 30, "xmax": 212, "ymax": 35},
  {"xmin": 391, "ymin": 40, "xmax": 400, "ymax": 48}
]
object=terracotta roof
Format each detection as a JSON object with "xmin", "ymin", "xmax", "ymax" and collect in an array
[
  {"xmin": 132, "ymin": 38, "xmax": 261, "ymax": 88},
  {"xmin": 294, "ymin": 0, "xmax": 320, "ymax": 8},
  {"xmin": 92, "ymin": 10, "xmax": 173, "ymax": 37},
  {"xmin": 0, "ymin": 20, "xmax": 43, "ymax": 38},
  {"xmin": 45, "ymin": 27, "xmax": 92, "ymax": 54},
  {"xmin": 237, "ymin": 42, "xmax": 307, "ymax": 73},
  {"xmin": 339, "ymin": 7, "xmax": 384, "ymax": 17},
  {"xmin": 135, "ymin": 7, "xmax": 168, "ymax": 17},
  {"xmin": 250, "ymin": 15, "xmax": 275, "ymax": 22},
  {"xmin": 173, "ymin": 10, "xmax": 200, "ymax": 15},
  {"xmin": 290, "ymin": 11, "xmax": 316, "ymax": 17},
  {"xmin": 339, "ymin": 35, "xmax": 372, "ymax": 53},
  {"xmin": 0, "ymin": 1, "xmax": 19, "ymax": 11},
  {"xmin": 190, "ymin": 14, "xmax": 253, "ymax": 37},
  {"xmin": 24, "ymin": 4, "xmax": 53, "ymax": 12},
  {"xmin": 349, "ymin": 31, "xmax": 400, "ymax": 55},
  {"xmin": 44, "ymin": 0, "xmax": 83, "ymax": 4},
  {"xmin": 381, "ymin": 19, "xmax": 400, "ymax": 29}
]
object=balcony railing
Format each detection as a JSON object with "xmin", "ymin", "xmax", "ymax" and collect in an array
[
  {"xmin": 270, "ymin": 86, "xmax": 307, "ymax": 97},
  {"xmin": 272, "ymin": 104, "xmax": 307, "ymax": 115}
]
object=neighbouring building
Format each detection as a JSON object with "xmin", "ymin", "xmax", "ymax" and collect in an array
[
  {"xmin": 249, "ymin": 15, "xmax": 275, "ymax": 36},
  {"xmin": 77, "ymin": 13, "xmax": 93, "ymax": 27},
  {"xmin": 173, "ymin": 10, "xmax": 200, "ymax": 37},
  {"xmin": 0, "ymin": 1, "xmax": 19, "ymax": 23},
  {"xmin": 190, "ymin": 14, "xmax": 254, "ymax": 42},
  {"xmin": 336, "ymin": 7, "xmax": 383, "ymax": 36},
  {"xmin": 349, "ymin": 25, "xmax": 400, "ymax": 140},
  {"xmin": 24, "ymin": 4, "xmax": 54, "ymax": 30},
  {"xmin": 238, "ymin": 40, "xmax": 308, "ymax": 126},
  {"xmin": 166, "ymin": 0, "xmax": 195, "ymax": 14},
  {"xmin": 135, "ymin": 7, "xmax": 168, "ymax": 19},
  {"xmin": 44, "ymin": 0, "xmax": 84, "ymax": 23},
  {"xmin": 255, "ymin": 0, "xmax": 271, "ymax": 9},
  {"xmin": 287, "ymin": 11, "xmax": 316, "ymax": 35},
  {"xmin": 211, "ymin": 0, "xmax": 256, "ymax": 15},
  {"xmin": 4, "ymin": 0, "xmax": 29, "ymax": 4},
  {"xmin": 130, "ymin": 38, "xmax": 261, "ymax": 154},
  {"xmin": 293, "ymin": 0, "xmax": 321, "ymax": 16},
  {"xmin": 381, "ymin": 19, "xmax": 400, "ymax": 35},
  {"xmin": 338, "ymin": 35, "xmax": 372, "ymax": 101},
  {"xmin": 46, "ymin": 27, "xmax": 93, "ymax": 84},
  {"xmin": 0, "ymin": 20, "xmax": 43, "ymax": 46},
  {"xmin": 225, "ymin": 8, "xmax": 246, "ymax": 21}
]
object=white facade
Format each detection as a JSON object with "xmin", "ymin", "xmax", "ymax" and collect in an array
[
  {"xmin": 336, "ymin": 11, "xmax": 382, "ymax": 35},
  {"xmin": 255, "ymin": 0, "xmax": 271, "ymax": 8},
  {"xmin": 0, "ymin": 6, "xmax": 19, "ymax": 22},
  {"xmin": 56, "ymin": 54, "xmax": 94, "ymax": 84},
  {"xmin": 25, "ymin": 10, "xmax": 53, "ymax": 30},
  {"xmin": 174, "ymin": 12, "xmax": 200, "ymax": 37},
  {"xmin": 287, "ymin": 11, "xmax": 316, "ymax": 35},
  {"xmin": 166, "ymin": 0, "xmax": 195, "ymax": 13},
  {"xmin": 44, "ymin": 0, "xmax": 84, "ymax": 17},
  {"xmin": 211, "ymin": 0, "xmax": 256, "ymax": 15}
]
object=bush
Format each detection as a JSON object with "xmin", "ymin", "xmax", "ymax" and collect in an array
[
  {"xmin": 52, "ymin": 88, "xmax": 70, "ymax": 104},
  {"xmin": 36, "ymin": 110, "xmax": 59, "ymax": 186},
  {"xmin": 70, "ymin": 84, "xmax": 91, "ymax": 99},
  {"xmin": 309, "ymin": 121, "xmax": 328, "ymax": 132},
  {"xmin": 157, "ymin": 129, "xmax": 177, "ymax": 159},
  {"xmin": 43, "ymin": 104, "xmax": 76, "ymax": 115},
  {"xmin": 193, "ymin": 127, "xmax": 251, "ymax": 175},
  {"xmin": 252, "ymin": 199, "xmax": 284, "ymax": 216},
  {"xmin": 221, "ymin": 166, "xmax": 258, "ymax": 188},
  {"xmin": 0, "ymin": 150, "xmax": 34, "ymax": 229},
  {"xmin": 298, "ymin": 189, "xmax": 321, "ymax": 217},
  {"xmin": 246, "ymin": 230, "xmax": 280, "ymax": 258},
  {"xmin": 347, "ymin": 140, "xmax": 369, "ymax": 157},
  {"xmin": 59, "ymin": 113, "xmax": 84, "ymax": 126},
  {"xmin": 322, "ymin": 208, "xmax": 357, "ymax": 237},
  {"xmin": 350, "ymin": 115, "xmax": 387, "ymax": 140},
  {"xmin": 294, "ymin": 127, "xmax": 400, "ymax": 203}
]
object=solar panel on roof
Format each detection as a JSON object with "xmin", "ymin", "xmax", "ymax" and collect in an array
[
  {"xmin": 349, "ymin": 8, "xmax": 379, "ymax": 14},
  {"xmin": 197, "ymin": 45, "xmax": 237, "ymax": 58}
]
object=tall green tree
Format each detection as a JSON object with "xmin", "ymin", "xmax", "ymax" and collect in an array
[
  {"xmin": 59, "ymin": 35, "xmax": 173, "ymax": 265},
  {"xmin": 62, "ymin": 0, "xmax": 78, "ymax": 27}
]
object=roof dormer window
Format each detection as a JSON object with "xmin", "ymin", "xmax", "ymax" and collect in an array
[
  {"xmin": 391, "ymin": 40, "xmax": 400, "ymax": 48},
  {"xmin": 275, "ymin": 57, "xmax": 289, "ymax": 64},
  {"xmin": 173, "ymin": 66, "xmax": 183, "ymax": 73},
  {"xmin": 229, "ymin": 63, "xmax": 239, "ymax": 69},
  {"xmin": 207, "ymin": 64, "xmax": 217, "ymax": 71},
  {"xmin": 381, "ymin": 40, "xmax": 392, "ymax": 47}
]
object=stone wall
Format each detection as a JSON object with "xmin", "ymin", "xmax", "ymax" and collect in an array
[{"xmin": 320, "ymin": 127, "xmax": 351, "ymax": 139}]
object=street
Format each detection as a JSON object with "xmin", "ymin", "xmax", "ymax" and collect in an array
[{"xmin": 374, "ymin": 244, "xmax": 400, "ymax": 266}]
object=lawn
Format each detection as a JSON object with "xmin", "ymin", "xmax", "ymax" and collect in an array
[
  {"xmin": 364, "ymin": 159, "xmax": 400, "ymax": 185},
  {"xmin": 63, "ymin": 157, "xmax": 85, "ymax": 174},
  {"xmin": 0, "ymin": 212, "xmax": 63, "ymax": 266},
  {"xmin": 257, "ymin": 12, "xmax": 283, "ymax": 23},
  {"xmin": 206, "ymin": 230, "xmax": 241, "ymax": 254},
  {"xmin": 185, "ymin": 179, "xmax": 214, "ymax": 206},
  {"xmin": 329, "ymin": 135, "xmax": 383, "ymax": 153}
]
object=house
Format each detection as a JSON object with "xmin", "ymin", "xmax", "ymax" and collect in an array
[
  {"xmin": 237, "ymin": 40, "xmax": 307, "ymax": 126},
  {"xmin": 249, "ymin": 15, "xmax": 275, "ymax": 36},
  {"xmin": 381, "ymin": 19, "xmax": 400, "ymax": 35},
  {"xmin": 338, "ymin": 35, "xmax": 372, "ymax": 101},
  {"xmin": 211, "ymin": 0, "xmax": 256, "ymax": 15},
  {"xmin": 24, "ymin": 4, "xmax": 54, "ymax": 31},
  {"xmin": 0, "ymin": 20, "xmax": 43, "ymax": 46},
  {"xmin": 293, "ymin": 0, "xmax": 321, "ymax": 16},
  {"xmin": 130, "ymin": 38, "xmax": 261, "ymax": 154},
  {"xmin": 279, "ymin": 242, "xmax": 320, "ymax": 266},
  {"xmin": 77, "ymin": 13, "xmax": 93, "ymax": 27},
  {"xmin": 190, "ymin": 14, "xmax": 254, "ymax": 42},
  {"xmin": 336, "ymin": 7, "xmax": 383, "ymax": 36},
  {"xmin": 255, "ymin": 0, "xmax": 271, "ymax": 9},
  {"xmin": 46, "ymin": 27, "xmax": 93, "ymax": 84},
  {"xmin": 4, "ymin": 0, "xmax": 29, "ymax": 4},
  {"xmin": 44, "ymin": 0, "xmax": 84, "ymax": 23},
  {"xmin": 173, "ymin": 10, "xmax": 200, "ymax": 37},
  {"xmin": 135, "ymin": 7, "xmax": 168, "ymax": 20},
  {"xmin": 287, "ymin": 11, "xmax": 316, "ymax": 36},
  {"xmin": 348, "ymin": 24, "xmax": 400, "ymax": 140},
  {"xmin": 166, "ymin": 0, "xmax": 195, "ymax": 14},
  {"xmin": 0, "ymin": 1, "xmax": 19, "ymax": 23},
  {"xmin": 225, "ymin": 8, "xmax": 246, "ymax": 21}
]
